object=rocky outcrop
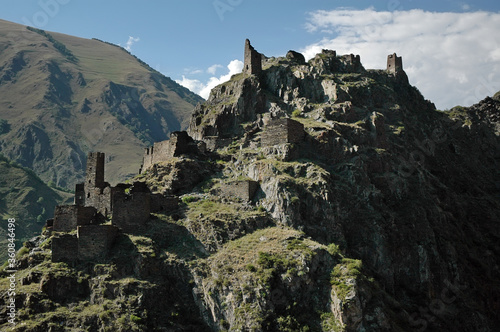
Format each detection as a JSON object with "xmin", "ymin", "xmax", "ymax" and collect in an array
[{"xmin": 1, "ymin": 43, "xmax": 499, "ymax": 332}]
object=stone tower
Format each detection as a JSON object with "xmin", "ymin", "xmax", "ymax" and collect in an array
[
  {"xmin": 244, "ymin": 39, "xmax": 262, "ymax": 75},
  {"xmin": 84, "ymin": 152, "xmax": 105, "ymax": 190},
  {"xmin": 387, "ymin": 53, "xmax": 403, "ymax": 74}
]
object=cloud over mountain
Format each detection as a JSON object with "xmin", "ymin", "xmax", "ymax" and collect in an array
[{"xmin": 302, "ymin": 9, "xmax": 500, "ymax": 109}]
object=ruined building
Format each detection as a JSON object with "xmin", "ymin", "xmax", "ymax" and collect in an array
[
  {"xmin": 140, "ymin": 131, "xmax": 199, "ymax": 173},
  {"xmin": 50, "ymin": 152, "xmax": 178, "ymax": 263},
  {"xmin": 261, "ymin": 118, "xmax": 305, "ymax": 147},
  {"xmin": 387, "ymin": 53, "xmax": 403, "ymax": 73},
  {"xmin": 75, "ymin": 152, "xmax": 113, "ymax": 217},
  {"xmin": 244, "ymin": 39, "xmax": 262, "ymax": 76}
]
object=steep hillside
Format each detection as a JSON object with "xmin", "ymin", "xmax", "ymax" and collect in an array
[
  {"xmin": 0, "ymin": 19, "xmax": 203, "ymax": 188},
  {"xmin": 1, "ymin": 44, "xmax": 499, "ymax": 331},
  {"xmin": 0, "ymin": 153, "xmax": 71, "ymax": 262}
]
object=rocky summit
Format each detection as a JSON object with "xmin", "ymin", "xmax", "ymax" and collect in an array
[{"xmin": 1, "ymin": 40, "xmax": 499, "ymax": 331}]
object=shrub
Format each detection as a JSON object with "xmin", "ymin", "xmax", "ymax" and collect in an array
[{"xmin": 181, "ymin": 195, "xmax": 198, "ymax": 204}]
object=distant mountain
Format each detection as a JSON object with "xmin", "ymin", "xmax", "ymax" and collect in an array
[
  {"xmin": 0, "ymin": 19, "xmax": 203, "ymax": 188},
  {"xmin": 0, "ymin": 153, "xmax": 71, "ymax": 262}
]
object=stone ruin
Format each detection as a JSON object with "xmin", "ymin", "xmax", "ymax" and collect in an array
[
  {"xmin": 245, "ymin": 39, "xmax": 403, "ymax": 76},
  {"xmin": 49, "ymin": 152, "xmax": 178, "ymax": 263},
  {"xmin": 387, "ymin": 53, "xmax": 403, "ymax": 74},
  {"xmin": 261, "ymin": 118, "xmax": 305, "ymax": 147},
  {"xmin": 140, "ymin": 131, "xmax": 199, "ymax": 173},
  {"xmin": 220, "ymin": 180, "xmax": 259, "ymax": 202},
  {"xmin": 244, "ymin": 39, "xmax": 262, "ymax": 76}
]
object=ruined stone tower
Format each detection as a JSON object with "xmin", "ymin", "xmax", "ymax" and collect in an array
[
  {"xmin": 85, "ymin": 152, "xmax": 105, "ymax": 190},
  {"xmin": 387, "ymin": 53, "xmax": 403, "ymax": 74},
  {"xmin": 244, "ymin": 39, "xmax": 262, "ymax": 75}
]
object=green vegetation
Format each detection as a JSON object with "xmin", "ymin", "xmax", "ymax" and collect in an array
[
  {"xmin": 27, "ymin": 26, "xmax": 77, "ymax": 62},
  {"xmin": 330, "ymin": 258, "xmax": 363, "ymax": 301},
  {"xmin": 448, "ymin": 105, "xmax": 472, "ymax": 126},
  {"xmin": 292, "ymin": 109, "xmax": 302, "ymax": 118}
]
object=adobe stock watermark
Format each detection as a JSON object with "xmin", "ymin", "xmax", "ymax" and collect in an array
[
  {"xmin": 22, "ymin": 0, "xmax": 72, "ymax": 29},
  {"xmin": 462, "ymin": 74, "xmax": 499, "ymax": 107},
  {"xmin": 408, "ymin": 278, "xmax": 467, "ymax": 331},
  {"xmin": 213, "ymin": 0, "xmax": 243, "ymax": 22},
  {"xmin": 6, "ymin": 0, "xmax": 72, "ymax": 54},
  {"xmin": 5, "ymin": 218, "xmax": 18, "ymax": 327}
]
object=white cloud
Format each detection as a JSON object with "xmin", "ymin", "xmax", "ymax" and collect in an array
[
  {"xmin": 176, "ymin": 76, "xmax": 205, "ymax": 95},
  {"xmin": 124, "ymin": 36, "xmax": 140, "ymax": 51},
  {"xmin": 207, "ymin": 64, "xmax": 223, "ymax": 75},
  {"xmin": 302, "ymin": 9, "xmax": 500, "ymax": 109},
  {"xmin": 176, "ymin": 60, "xmax": 243, "ymax": 99}
]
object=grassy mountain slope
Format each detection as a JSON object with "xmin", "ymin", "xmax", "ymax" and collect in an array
[
  {"xmin": 0, "ymin": 19, "xmax": 203, "ymax": 188},
  {"xmin": 0, "ymin": 153, "xmax": 72, "ymax": 262}
]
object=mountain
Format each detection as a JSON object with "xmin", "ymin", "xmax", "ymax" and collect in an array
[
  {"xmin": 0, "ymin": 19, "xmax": 203, "ymax": 189},
  {"xmin": 0, "ymin": 153, "xmax": 72, "ymax": 263},
  {"xmin": 0, "ymin": 43, "xmax": 499, "ymax": 331}
]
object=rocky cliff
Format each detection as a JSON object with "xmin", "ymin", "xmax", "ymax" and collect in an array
[{"xmin": 1, "ymin": 44, "xmax": 499, "ymax": 331}]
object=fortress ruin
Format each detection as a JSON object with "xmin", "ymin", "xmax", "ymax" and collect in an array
[
  {"xmin": 140, "ymin": 131, "xmax": 199, "ymax": 173},
  {"xmin": 244, "ymin": 39, "xmax": 262, "ymax": 76},
  {"xmin": 387, "ymin": 53, "xmax": 403, "ymax": 73},
  {"xmin": 50, "ymin": 152, "xmax": 178, "ymax": 263}
]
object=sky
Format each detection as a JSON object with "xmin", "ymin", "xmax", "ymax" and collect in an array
[{"xmin": 1, "ymin": 0, "xmax": 500, "ymax": 109}]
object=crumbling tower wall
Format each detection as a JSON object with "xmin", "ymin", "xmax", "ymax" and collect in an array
[
  {"xmin": 244, "ymin": 39, "xmax": 262, "ymax": 76},
  {"xmin": 387, "ymin": 53, "xmax": 403, "ymax": 74}
]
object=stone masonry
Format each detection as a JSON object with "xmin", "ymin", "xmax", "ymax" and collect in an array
[
  {"xmin": 52, "ymin": 205, "xmax": 99, "ymax": 233},
  {"xmin": 220, "ymin": 180, "xmax": 259, "ymax": 202},
  {"xmin": 244, "ymin": 39, "xmax": 262, "ymax": 76},
  {"xmin": 51, "ymin": 234, "xmax": 78, "ymax": 263},
  {"xmin": 112, "ymin": 182, "xmax": 151, "ymax": 233},
  {"xmin": 75, "ymin": 152, "xmax": 112, "ymax": 217},
  {"xmin": 141, "ymin": 131, "xmax": 198, "ymax": 173},
  {"xmin": 261, "ymin": 118, "xmax": 305, "ymax": 146},
  {"xmin": 51, "ymin": 151, "xmax": 180, "ymax": 263},
  {"xmin": 77, "ymin": 225, "xmax": 119, "ymax": 261},
  {"xmin": 387, "ymin": 53, "xmax": 403, "ymax": 74}
]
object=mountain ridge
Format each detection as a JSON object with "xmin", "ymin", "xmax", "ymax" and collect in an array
[{"xmin": 0, "ymin": 19, "xmax": 203, "ymax": 189}]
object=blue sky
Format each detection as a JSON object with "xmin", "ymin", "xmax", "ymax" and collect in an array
[{"xmin": 2, "ymin": 0, "xmax": 500, "ymax": 109}]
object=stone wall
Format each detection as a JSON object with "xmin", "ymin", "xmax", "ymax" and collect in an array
[
  {"xmin": 51, "ymin": 234, "xmax": 78, "ymax": 263},
  {"xmin": 77, "ymin": 225, "xmax": 119, "ymax": 261},
  {"xmin": 52, "ymin": 205, "xmax": 98, "ymax": 232},
  {"xmin": 220, "ymin": 180, "xmax": 259, "ymax": 201},
  {"xmin": 75, "ymin": 151, "xmax": 112, "ymax": 217},
  {"xmin": 341, "ymin": 54, "xmax": 362, "ymax": 72},
  {"xmin": 387, "ymin": 53, "xmax": 403, "ymax": 73},
  {"xmin": 112, "ymin": 187, "xmax": 151, "ymax": 233},
  {"xmin": 244, "ymin": 39, "xmax": 262, "ymax": 76},
  {"xmin": 74, "ymin": 183, "xmax": 85, "ymax": 206},
  {"xmin": 141, "ymin": 131, "xmax": 197, "ymax": 173},
  {"xmin": 85, "ymin": 186, "xmax": 112, "ymax": 217},
  {"xmin": 84, "ymin": 152, "xmax": 105, "ymax": 190},
  {"xmin": 261, "ymin": 118, "xmax": 305, "ymax": 146}
]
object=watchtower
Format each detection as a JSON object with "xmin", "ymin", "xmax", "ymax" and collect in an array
[
  {"xmin": 387, "ymin": 53, "xmax": 403, "ymax": 74},
  {"xmin": 85, "ymin": 152, "xmax": 105, "ymax": 190},
  {"xmin": 244, "ymin": 39, "xmax": 262, "ymax": 75}
]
